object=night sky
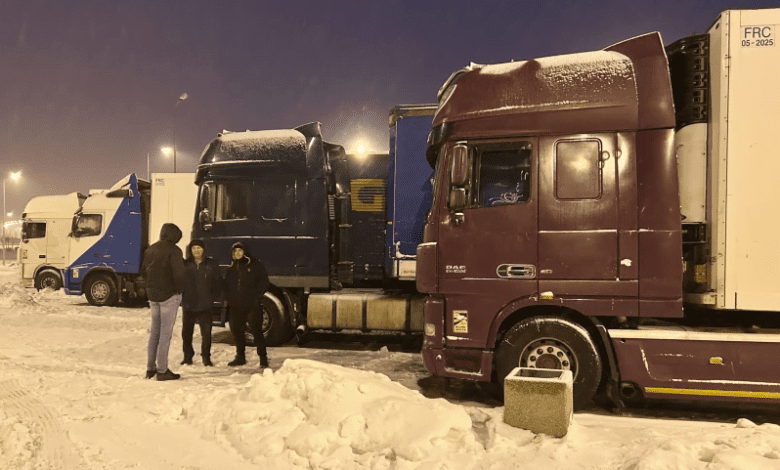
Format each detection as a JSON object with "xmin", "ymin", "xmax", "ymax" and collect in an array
[{"xmin": 1, "ymin": 0, "xmax": 775, "ymax": 217}]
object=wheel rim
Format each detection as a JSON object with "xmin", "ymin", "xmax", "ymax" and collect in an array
[
  {"xmin": 41, "ymin": 275, "xmax": 57, "ymax": 289},
  {"xmin": 91, "ymin": 281, "xmax": 109, "ymax": 301},
  {"xmin": 519, "ymin": 337, "xmax": 577, "ymax": 379}
]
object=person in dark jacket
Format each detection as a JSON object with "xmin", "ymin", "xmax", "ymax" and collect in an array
[
  {"xmin": 180, "ymin": 239, "xmax": 223, "ymax": 367},
  {"xmin": 141, "ymin": 223, "xmax": 185, "ymax": 381},
  {"xmin": 224, "ymin": 241, "xmax": 270, "ymax": 368}
]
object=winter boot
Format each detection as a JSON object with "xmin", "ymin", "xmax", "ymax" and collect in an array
[
  {"xmin": 156, "ymin": 369, "xmax": 181, "ymax": 381},
  {"xmin": 145, "ymin": 370, "xmax": 156, "ymax": 379},
  {"xmin": 203, "ymin": 357, "xmax": 213, "ymax": 367},
  {"xmin": 260, "ymin": 355, "xmax": 269, "ymax": 369},
  {"xmin": 228, "ymin": 355, "xmax": 246, "ymax": 367},
  {"xmin": 180, "ymin": 357, "xmax": 193, "ymax": 365}
]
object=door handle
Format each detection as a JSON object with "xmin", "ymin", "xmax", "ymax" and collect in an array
[
  {"xmin": 496, "ymin": 264, "xmax": 536, "ymax": 279},
  {"xmin": 39, "ymin": 255, "xmax": 46, "ymax": 259}
]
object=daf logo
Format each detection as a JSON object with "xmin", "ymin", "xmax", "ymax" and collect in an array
[{"xmin": 446, "ymin": 265, "xmax": 466, "ymax": 274}]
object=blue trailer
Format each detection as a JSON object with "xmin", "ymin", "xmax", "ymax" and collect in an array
[{"xmin": 192, "ymin": 104, "xmax": 436, "ymax": 345}]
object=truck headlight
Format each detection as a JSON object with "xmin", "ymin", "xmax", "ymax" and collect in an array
[{"xmin": 425, "ymin": 323, "xmax": 436, "ymax": 336}]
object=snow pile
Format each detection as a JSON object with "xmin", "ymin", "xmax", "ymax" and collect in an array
[
  {"xmin": 1, "ymin": 263, "xmax": 780, "ymax": 470},
  {"xmin": 163, "ymin": 359, "xmax": 481, "ymax": 469},
  {"xmin": 0, "ymin": 282, "xmax": 38, "ymax": 309}
]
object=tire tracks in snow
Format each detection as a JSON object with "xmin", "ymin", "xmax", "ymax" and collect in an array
[{"xmin": 0, "ymin": 378, "xmax": 83, "ymax": 469}]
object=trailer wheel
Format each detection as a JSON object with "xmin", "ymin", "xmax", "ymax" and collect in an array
[
  {"xmin": 34, "ymin": 270, "xmax": 62, "ymax": 291},
  {"xmin": 248, "ymin": 292, "xmax": 293, "ymax": 347},
  {"xmin": 84, "ymin": 273, "xmax": 119, "ymax": 307},
  {"xmin": 495, "ymin": 316, "xmax": 603, "ymax": 410}
]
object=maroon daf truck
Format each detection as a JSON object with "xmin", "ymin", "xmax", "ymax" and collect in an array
[{"xmin": 417, "ymin": 12, "xmax": 780, "ymax": 410}]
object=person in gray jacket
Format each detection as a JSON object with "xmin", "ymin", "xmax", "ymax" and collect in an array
[{"xmin": 142, "ymin": 223, "xmax": 185, "ymax": 381}]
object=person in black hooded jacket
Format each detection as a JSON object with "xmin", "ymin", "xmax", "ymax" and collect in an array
[
  {"xmin": 180, "ymin": 239, "xmax": 223, "ymax": 366},
  {"xmin": 141, "ymin": 223, "xmax": 185, "ymax": 381},
  {"xmin": 224, "ymin": 241, "xmax": 270, "ymax": 368}
]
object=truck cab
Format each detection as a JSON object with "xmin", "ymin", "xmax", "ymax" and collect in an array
[{"xmin": 20, "ymin": 192, "xmax": 86, "ymax": 290}]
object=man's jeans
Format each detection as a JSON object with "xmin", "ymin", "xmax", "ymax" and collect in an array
[{"xmin": 147, "ymin": 294, "xmax": 182, "ymax": 373}]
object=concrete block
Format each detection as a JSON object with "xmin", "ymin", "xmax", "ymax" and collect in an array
[{"xmin": 503, "ymin": 367, "xmax": 573, "ymax": 438}]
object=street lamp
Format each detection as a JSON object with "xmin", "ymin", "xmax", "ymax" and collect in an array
[
  {"xmin": 173, "ymin": 93, "xmax": 188, "ymax": 173},
  {"xmin": 2, "ymin": 170, "xmax": 22, "ymax": 265}
]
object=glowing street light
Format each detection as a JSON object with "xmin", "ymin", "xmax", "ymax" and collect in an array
[
  {"xmin": 2, "ymin": 170, "xmax": 22, "ymax": 265},
  {"xmin": 147, "ymin": 147, "xmax": 174, "ymax": 180}
]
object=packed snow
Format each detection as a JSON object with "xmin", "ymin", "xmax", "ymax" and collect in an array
[{"xmin": 0, "ymin": 263, "xmax": 779, "ymax": 469}]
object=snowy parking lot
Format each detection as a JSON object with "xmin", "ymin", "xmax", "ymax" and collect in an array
[{"xmin": 1, "ymin": 264, "xmax": 779, "ymax": 469}]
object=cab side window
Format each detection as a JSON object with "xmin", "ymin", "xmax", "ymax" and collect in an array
[
  {"xmin": 555, "ymin": 140, "xmax": 602, "ymax": 200},
  {"xmin": 215, "ymin": 182, "xmax": 251, "ymax": 221},
  {"xmin": 22, "ymin": 222, "xmax": 46, "ymax": 239},
  {"xmin": 476, "ymin": 143, "xmax": 532, "ymax": 207}
]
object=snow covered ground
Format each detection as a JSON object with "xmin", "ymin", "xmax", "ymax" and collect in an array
[{"xmin": 1, "ymin": 263, "xmax": 779, "ymax": 469}]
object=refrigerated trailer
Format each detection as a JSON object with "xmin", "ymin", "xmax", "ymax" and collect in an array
[{"xmin": 417, "ymin": 9, "xmax": 780, "ymax": 409}]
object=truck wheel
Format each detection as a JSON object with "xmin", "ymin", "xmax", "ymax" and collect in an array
[
  {"xmin": 495, "ymin": 316, "xmax": 603, "ymax": 410},
  {"xmin": 84, "ymin": 273, "xmax": 119, "ymax": 307},
  {"xmin": 252, "ymin": 292, "xmax": 293, "ymax": 347},
  {"xmin": 34, "ymin": 270, "xmax": 62, "ymax": 291}
]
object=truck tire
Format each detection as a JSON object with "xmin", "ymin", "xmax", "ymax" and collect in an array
[
  {"xmin": 84, "ymin": 273, "xmax": 119, "ymax": 307},
  {"xmin": 495, "ymin": 316, "xmax": 603, "ymax": 410},
  {"xmin": 34, "ymin": 270, "xmax": 62, "ymax": 291},
  {"xmin": 250, "ymin": 292, "xmax": 293, "ymax": 347}
]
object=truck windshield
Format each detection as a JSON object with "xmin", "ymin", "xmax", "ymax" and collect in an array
[
  {"xmin": 426, "ymin": 148, "xmax": 446, "ymax": 220},
  {"xmin": 22, "ymin": 222, "xmax": 46, "ymax": 239}
]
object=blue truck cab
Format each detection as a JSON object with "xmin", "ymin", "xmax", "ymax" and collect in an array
[
  {"xmin": 62, "ymin": 174, "xmax": 151, "ymax": 305},
  {"xmin": 193, "ymin": 105, "xmax": 436, "ymax": 345}
]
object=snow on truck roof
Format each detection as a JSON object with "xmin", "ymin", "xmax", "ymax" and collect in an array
[
  {"xmin": 23, "ymin": 191, "xmax": 85, "ymax": 216},
  {"xmin": 434, "ymin": 50, "xmax": 637, "ymax": 124},
  {"xmin": 432, "ymin": 32, "xmax": 674, "ymax": 134},
  {"xmin": 198, "ymin": 129, "xmax": 306, "ymax": 165}
]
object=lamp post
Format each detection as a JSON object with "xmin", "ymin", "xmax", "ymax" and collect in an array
[
  {"xmin": 2, "ymin": 171, "xmax": 22, "ymax": 265},
  {"xmin": 173, "ymin": 93, "xmax": 188, "ymax": 173}
]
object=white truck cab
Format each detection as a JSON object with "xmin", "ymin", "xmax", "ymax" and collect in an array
[{"xmin": 20, "ymin": 192, "xmax": 86, "ymax": 289}]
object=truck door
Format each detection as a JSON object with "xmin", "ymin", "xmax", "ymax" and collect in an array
[
  {"xmin": 537, "ymin": 133, "xmax": 636, "ymax": 304},
  {"xmin": 436, "ymin": 139, "xmax": 538, "ymax": 345},
  {"xmin": 197, "ymin": 180, "xmax": 254, "ymax": 265},
  {"xmin": 21, "ymin": 220, "xmax": 47, "ymax": 279},
  {"xmin": 45, "ymin": 219, "xmax": 69, "ymax": 265}
]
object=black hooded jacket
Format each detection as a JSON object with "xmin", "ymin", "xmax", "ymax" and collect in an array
[
  {"xmin": 181, "ymin": 239, "xmax": 223, "ymax": 311},
  {"xmin": 141, "ymin": 223, "xmax": 185, "ymax": 302},
  {"xmin": 224, "ymin": 241, "xmax": 269, "ymax": 310}
]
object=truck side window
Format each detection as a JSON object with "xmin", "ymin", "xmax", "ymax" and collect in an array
[
  {"xmin": 75, "ymin": 214, "xmax": 102, "ymax": 237},
  {"xmin": 22, "ymin": 222, "xmax": 46, "ymax": 239},
  {"xmin": 215, "ymin": 182, "xmax": 251, "ymax": 221},
  {"xmin": 555, "ymin": 140, "xmax": 601, "ymax": 199},
  {"xmin": 477, "ymin": 145, "xmax": 532, "ymax": 207}
]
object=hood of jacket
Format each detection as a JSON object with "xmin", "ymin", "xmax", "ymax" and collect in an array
[
  {"xmin": 185, "ymin": 238, "xmax": 206, "ymax": 260},
  {"xmin": 230, "ymin": 241, "xmax": 251, "ymax": 264},
  {"xmin": 159, "ymin": 223, "xmax": 183, "ymax": 244}
]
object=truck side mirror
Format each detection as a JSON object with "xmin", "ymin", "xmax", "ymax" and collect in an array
[
  {"xmin": 199, "ymin": 209, "xmax": 213, "ymax": 231},
  {"xmin": 448, "ymin": 187, "xmax": 468, "ymax": 211},
  {"xmin": 450, "ymin": 144, "xmax": 469, "ymax": 186}
]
